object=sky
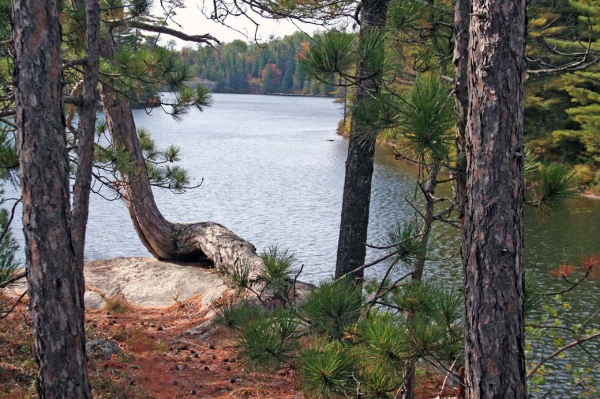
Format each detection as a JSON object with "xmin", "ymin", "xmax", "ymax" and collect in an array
[{"xmin": 151, "ymin": 0, "xmax": 322, "ymax": 48}]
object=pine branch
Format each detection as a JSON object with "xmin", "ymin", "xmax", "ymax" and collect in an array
[
  {"xmin": 0, "ymin": 109, "xmax": 15, "ymax": 118},
  {"xmin": 0, "ymin": 198, "xmax": 21, "ymax": 245},
  {"xmin": 0, "ymin": 272, "xmax": 26, "ymax": 289},
  {"xmin": 0, "ymin": 290, "xmax": 28, "ymax": 320},
  {"xmin": 110, "ymin": 21, "xmax": 220, "ymax": 46}
]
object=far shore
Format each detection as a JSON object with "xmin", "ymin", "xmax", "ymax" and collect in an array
[{"xmin": 338, "ymin": 124, "xmax": 600, "ymax": 202}]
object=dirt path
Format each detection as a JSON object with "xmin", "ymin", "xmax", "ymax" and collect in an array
[{"xmin": 1, "ymin": 257, "xmax": 303, "ymax": 398}]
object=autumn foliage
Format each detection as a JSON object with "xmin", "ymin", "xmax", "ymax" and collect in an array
[{"xmin": 549, "ymin": 253, "xmax": 600, "ymax": 280}]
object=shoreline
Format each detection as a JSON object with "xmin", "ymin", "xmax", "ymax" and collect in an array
[{"xmin": 337, "ymin": 122, "xmax": 600, "ymax": 201}]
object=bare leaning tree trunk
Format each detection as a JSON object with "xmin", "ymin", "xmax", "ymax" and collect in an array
[
  {"xmin": 100, "ymin": 86, "xmax": 264, "ymax": 274},
  {"xmin": 12, "ymin": 0, "xmax": 92, "ymax": 396},
  {"xmin": 335, "ymin": 0, "xmax": 389, "ymax": 281},
  {"xmin": 463, "ymin": 0, "xmax": 527, "ymax": 396}
]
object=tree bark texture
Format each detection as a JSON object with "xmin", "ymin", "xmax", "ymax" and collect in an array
[
  {"xmin": 71, "ymin": 0, "xmax": 100, "ymax": 271},
  {"xmin": 335, "ymin": 0, "xmax": 389, "ymax": 280},
  {"xmin": 463, "ymin": 0, "xmax": 527, "ymax": 396},
  {"xmin": 100, "ymin": 86, "xmax": 264, "ymax": 275},
  {"xmin": 12, "ymin": 0, "xmax": 92, "ymax": 397},
  {"xmin": 453, "ymin": 0, "xmax": 469, "ymax": 221}
]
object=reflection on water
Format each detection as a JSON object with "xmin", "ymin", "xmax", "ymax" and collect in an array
[{"xmin": 4, "ymin": 93, "xmax": 599, "ymax": 389}]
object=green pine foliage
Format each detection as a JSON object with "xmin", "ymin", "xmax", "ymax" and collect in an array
[
  {"xmin": 236, "ymin": 307, "xmax": 301, "ymax": 369},
  {"xmin": 390, "ymin": 75, "xmax": 455, "ymax": 163},
  {"xmin": 298, "ymin": 30, "xmax": 356, "ymax": 84},
  {"xmin": 298, "ymin": 341, "xmax": 357, "ymax": 398},
  {"xmin": 214, "ymin": 300, "xmax": 265, "ymax": 331},
  {"xmin": 386, "ymin": 0, "xmax": 454, "ymax": 75},
  {"xmin": 356, "ymin": 312, "xmax": 411, "ymax": 378},
  {"xmin": 529, "ymin": 163, "xmax": 578, "ymax": 216},
  {"xmin": 524, "ymin": 0, "xmax": 600, "ymax": 190},
  {"xmin": 216, "ymin": 253, "xmax": 465, "ymax": 398},
  {"xmin": 301, "ymin": 278, "xmax": 362, "ymax": 340},
  {"xmin": 258, "ymin": 246, "xmax": 296, "ymax": 302},
  {"xmin": 385, "ymin": 221, "xmax": 426, "ymax": 266}
]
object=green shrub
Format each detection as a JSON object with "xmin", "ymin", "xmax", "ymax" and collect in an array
[
  {"xmin": 259, "ymin": 246, "xmax": 296, "ymax": 301},
  {"xmin": 301, "ymin": 278, "xmax": 362, "ymax": 340},
  {"xmin": 356, "ymin": 312, "xmax": 411, "ymax": 378},
  {"xmin": 237, "ymin": 307, "xmax": 300, "ymax": 369},
  {"xmin": 214, "ymin": 299, "xmax": 265, "ymax": 331},
  {"xmin": 298, "ymin": 341, "xmax": 356, "ymax": 398}
]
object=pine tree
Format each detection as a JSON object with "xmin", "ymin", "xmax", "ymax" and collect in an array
[
  {"xmin": 261, "ymin": 63, "xmax": 282, "ymax": 93},
  {"xmin": 463, "ymin": 0, "xmax": 528, "ymax": 395},
  {"xmin": 524, "ymin": 0, "xmax": 600, "ymax": 179}
]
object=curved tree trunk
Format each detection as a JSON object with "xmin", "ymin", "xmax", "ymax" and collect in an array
[
  {"xmin": 100, "ymin": 86, "xmax": 263, "ymax": 275},
  {"xmin": 13, "ymin": 0, "xmax": 91, "ymax": 396},
  {"xmin": 335, "ymin": 0, "xmax": 389, "ymax": 281}
]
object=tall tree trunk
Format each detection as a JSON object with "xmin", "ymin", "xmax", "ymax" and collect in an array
[
  {"xmin": 100, "ymin": 86, "xmax": 264, "ymax": 274},
  {"xmin": 453, "ymin": 0, "xmax": 469, "ymax": 220},
  {"xmin": 71, "ymin": 0, "xmax": 100, "ymax": 270},
  {"xmin": 335, "ymin": 0, "xmax": 389, "ymax": 280},
  {"xmin": 12, "ymin": 0, "xmax": 91, "ymax": 397},
  {"xmin": 463, "ymin": 0, "xmax": 527, "ymax": 396},
  {"xmin": 453, "ymin": 1, "xmax": 469, "ymax": 396}
]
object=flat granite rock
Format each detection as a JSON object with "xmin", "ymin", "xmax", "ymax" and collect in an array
[
  {"xmin": 4, "ymin": 257, "xmax": 229, "ymax": 310},
  {"xmin": 84, "ymin": 291, "xmax": 107, "ymax": 310},
  {"xmin": 84, "ymin": 257, "xmax": 229, "ymax": 309}
]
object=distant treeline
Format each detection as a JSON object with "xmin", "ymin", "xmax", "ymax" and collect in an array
[
  {"xmin": 173, "ymin": 32, "xmax": 337, "ymax": 96},
  {"xmin": 170, "ymin": 4, "xmax": 600, "ymax": 192}
]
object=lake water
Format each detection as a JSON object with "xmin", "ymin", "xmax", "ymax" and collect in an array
[
  {"xmin": 4, "ymin": 93, "xmax": 599, "ymax": 391},
  {"xmin": 6, "ymin": 92, "xmax": 599, "ymax": 305}
]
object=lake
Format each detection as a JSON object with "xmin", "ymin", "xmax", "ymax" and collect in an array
[
  {"xmin": 6, "ymin": 92, "xmax": 599, "ymax": 303},
  {"xmin": 4, "ymin": 93, "xmax": 599, "ymax": 391}
]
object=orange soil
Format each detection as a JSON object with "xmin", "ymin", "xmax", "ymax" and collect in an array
[
  {"xmin": 1, "ymin": 293, "xmax": 302, "ymax": 399},
  {"xmin": 0, "ymin": 293, "xmax": 449, "ymax": 399}
]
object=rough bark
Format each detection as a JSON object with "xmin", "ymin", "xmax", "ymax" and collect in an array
[
  {"xmin": 453, "ymin": 0, "xmax": 469, "ymax": 221},
  {"xmin": 71, "ymin": 0, "xmax": 100, "ymax": 270},
  {"xmin": 100, "ymin": 86, "xmax": 264, "ymax": 275},
  {"xmin": 335, "ymin": 0, "xmax": 389, "ymax": 280},
  {"xmin": 452, "ymin": 1, "xmax": 468, "ymax": 396},
  {"xmin": 463, "ymin": 0, "xmax": 527, "ymax": 396},
  {"xmin": 12, "ymin": 0, "xmax": 91, "ymax": 397}
]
